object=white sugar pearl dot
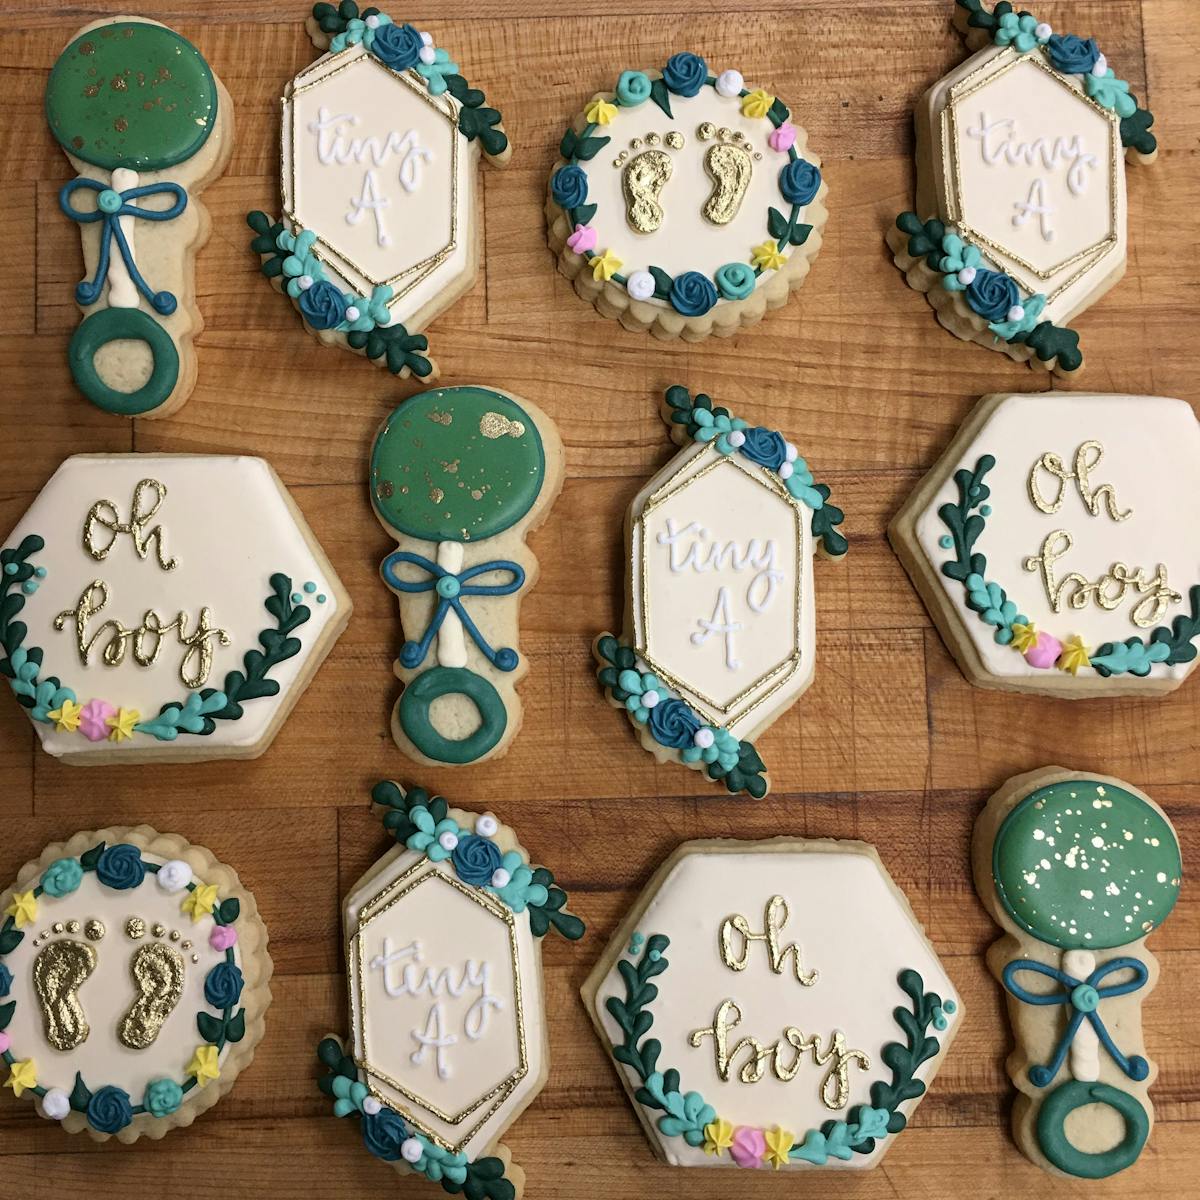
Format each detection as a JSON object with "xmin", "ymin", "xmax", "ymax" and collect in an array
[
  {"xmin": 958, "ymin": 266, "xmax": 976, "ymax": 285},
  {"xmin": 626, "ymin": 270, "xmax": 656, "ymax": 301},
  {"xmin": 491, "ymin": 868, "xmax": 512, "ymax": 888},
  {"xmin": 438, "ymin": 831, "xmax": 459, "ymax": 851},
  {"xmin": 1035, "ymin": 22, "xmax": 1052, "ymax": 39},
  {"xmin": 362, "ymin": 1097, "xmax": 382, "ymax": 1115},
  {"xmin": 715, "ymin": 69, "xmax": 744, "ymax": 98},
  {"xmin": 728, "ymin": 430, "xmax": 746, "ymax": 448},
  {"xmin": 40, "ymin": 1089, "xmax": 70, "ymax": 1121},
  {"xmin": 298, "ymin": 275, "xmax": 313, "ymax": 291},
  {"xmin": 779, "ymin": 462, "xmax": 794, "ymax": 480},
  {"xmin": 1007, "ymin": 304, "xmax": 1025, "ymax": 322},
  {"xmin": 365, "ymin": 14, "xmax": 380, "ymax": 27},
  {"xmin": 419, "ymin": 45, "xmax": 436, "ymax": 64},
  {"xmin": 1092, "ymin": 54, "xmax": 1108, "ymax": 77},
  {"xmin": 476, "ymin": 813, "xmax": 499, "ymax": 837},
  {"xmin": 345, "ymin": 306, "xmax": 360, "ymax": 321},
  {"xmin": 694, "ymin": 728, "xmax": 715, "ymax": 749},
  {"xmin": 401, "ymin": 1137, "xmax": 424, "ymax": 1163},
  {"xmin": 642, "ymin": 689, "xmax": 660, "ymax": 708},
  {"xmin": 420, "ymin": 31, "xmax": 433, "ymax": 46},
  {"xmin": 785, "ymin": 443, "xmax": 798, "ymax": 462}
]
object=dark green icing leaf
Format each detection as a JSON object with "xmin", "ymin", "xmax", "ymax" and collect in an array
[
  {"xmin": 69, "ymin": 1071, "xmax": 92, "ymax": 1112},
  {"xmin": 649, "ymin": 77, "xmax": 673, "ymax": 119}
]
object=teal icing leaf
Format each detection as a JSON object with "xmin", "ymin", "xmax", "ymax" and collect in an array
[
  {"xmin": 79, "ymin": 842, "xmax": 105, "ymax": 871},
  {"xmin": 197, "ymin": 1011, "xmax": 224, "ymax": 1044},
  {"xmin": 559, "ymin": 129, "xmax": 578, "ymax": 160},
  {"xmin": 459, "ymin": 105, "xmax": 508, "ymax": 157},
  {"xmin": 225, "ymin": 1008, "xmax": 247, "ymax": 1043},
  {"xmin": 1090, "ymin": 636, "xmax": 1172, "ymax": 678},
  {"xmin": 69, "ymin": 1071, "xmax": 92, "ymax": 1112},
  {"xmin": 768, "ymin": 97, "xmax": 791, "ymax": 126},
  {"xmin": 0, "ymin": 927, "xmax": 22, "ymax": 955},
  {"xmin": 895, "ymin": 212, "xmax": 947, "ymax": 270},
  {"xmin": 648, "ymin": 266, "xmax": 674, "ymax": 300},
  {"xmin": 572, "ymin": 202, "xmax": 597, "ymax": 226},
  {"xmin": 1011, "ymin": 320, "xmax": 1083, "ymax": 373},
  {"xmin": 1150, "ymin": 584, "xmax": 1200, "ymax": 664},
  {"xmin": 573, "ymin": 136, "xmax": 611, "ymax": 161},
  {"xmin": 346, "ymin": 323, "xmax": 433, "ymax": 377},
  {"xmin": 1121, "ymin": 105, "xmax": 1157, "ymax": 155},
  {"xmin": 649, "ymin": 77, "xmax": 673, "ymax": 119},
  {"xmin": 790, "ymin": 222, "xmax": 813, "ymax": 247},
  {"xmin": 767, "ymin": 206, "xmax": 789, "ymax": 240},
  {"xmin": 217, "ymin": 897, "xmax": 241, "ymax": 925}
]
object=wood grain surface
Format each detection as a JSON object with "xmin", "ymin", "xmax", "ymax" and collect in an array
[{"xmin": 1, "ymin": 1, "xmax": 1197, "ymax": 1196}]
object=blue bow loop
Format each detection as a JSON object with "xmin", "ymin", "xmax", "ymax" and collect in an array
[
  {"xmin": 381, "ymin": 551, "xmax": 526, "ymax": 672},
  {"xmin": 1002, "ymin": 956, "xmax": 1150, "ymax": 1087},
  {"xmin": 59, "ymin": 178, "xmax": 188, "ymax": 315}
]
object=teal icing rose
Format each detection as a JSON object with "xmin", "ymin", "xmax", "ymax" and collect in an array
[
  {"xmin": 669, "ymin": 271, "xmax": 718, "ymax": 316},
  {"xmin": 143, "ymin": 1078, "xmax": 183, "ymax": 1118},
  {"xmin": 662, "ymin": 52, "xmax": 708, "ymax": 97},
  {"xmin": 715, "ymin": 262, "xmax": 756, "ymax": 300},
  {"xmin": 41, "ymin": 856, "xmax": 83, "ymax": 897},
  {"xmin": 87, "ymin": 1085, "xmax": 133, "ymax": 1134},
  {"xmin": 95, "ymin": 843, "xmax": 146, "ymax": 890},
  {"xmin": 616, "ymin": 70, "xmax": 651, "ymax": 107}
]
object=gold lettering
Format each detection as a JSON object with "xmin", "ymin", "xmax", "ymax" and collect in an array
[
  {"xmin": 1028, "ymin": 441, "xmax": 1131, "ymax": 522},
  {"xmin": 718, "ymin": 896, "xmax": 818, "ymax": 986},
  {"xmin": 83, "ymin": 478, "xmax": 178, "ymax": 570}
]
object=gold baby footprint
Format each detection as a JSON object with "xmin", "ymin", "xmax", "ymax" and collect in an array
[
  {"xmin": 118, "ymin": 938, "xmax": 185, "ymax": 1050},
  {"xmin": 616, "ymin": 133, "xmax": 684, "ymax": 235},
  {"xmin": 33, "ymin": 939, "xmax": 97, "ymax": 1051},
  {"xmin": 699, "ymin": 126, "xmax": 754, "ymax": 226}
]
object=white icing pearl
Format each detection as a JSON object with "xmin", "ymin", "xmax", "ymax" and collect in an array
[
  {"xmin": 715, "ymin": 69, "xmax": 744, "ymax": 98},
  {"xmin": 727, "ymin": 430, "xmax": 746, "ymax": 448},
  {"xmin": 1007, "ymin": 304, "xmax": 1025, "ymax": 322},
  {"xmin": 419, "ymin": 45, "xmax": 437, "ymax": 65},
  {"xmin": 156, "ymin": 860, "xmax": 193, "ymax": 893},
  {"xmin": 40, "ymin": 1088, "xmax": 70, "ymax": 1121},
  {"xmin": 626, "ymin": 270, "xmax": 656, "ymax": 301},
  {"xmin": 365, "ymin": 14, "xmax": 380, "ymax": 27},
  {"xmin": 779, "ymin": 462, "xmax": 794, "ymax": 480},
  {"xmin": 642, "ymin": 689, "xmax": 660, "ymax": 708},
  {"xmin": 362, "ymin": 1096, "xmax": 382, "ymax": 1115},
  {"xmin": 785, "ymin": 443, "xmax": 799, "ymax": 462},
  {"xmin": 1035, "ymin": 22, "xmax": 1052, "ymax": 40},
  {"xmin": 693, "ymin": 728, "xmax": 715, "ymax": 749},
  {"xmin": 438, "ymin": 831, "xmax": 459, "ymax": 852},
  {"xmin": 491, "ymin": 868, "xmax": 512, "ymax": 888},
  {"xmin": 957, "ymin": 266, "xmax": 976, "ymax": 285},
  {"xmin": 344, "ymin": 306, "xmax": 360, "ymax": 322},
  {"xmin": 476, "ymin": 813, "xmax": 499, "ymax": 837},
  {"xmin": 298, "ymin": 274, "xmax": 314, "ymax": 291},
  {"xmin": 1092, "ymin": 53, "xmax": 1108, "ymax": 77},
  {"xmin": 401, "ymin": 1137, "xmax": 424, "ymax": 1163},
  {"xmin": 419, "ymin": 31, "xmax": 434, "ymax": 46}
]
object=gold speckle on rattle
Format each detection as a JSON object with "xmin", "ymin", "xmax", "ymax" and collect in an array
[
  {"xmin": 378, "ymin": 479, "xmax": 394, "ymax": 499},
  {"xmin": 79, "ymin": 41, "xmax": 95, "ymax": 55},
  {"xmin": 426, "ymin": 409, "xmax": 453, "ymax": 426},
  {"xmin": 84, "ymin": 920, "xmax": 105, "ymax": 941},
  {"xmin": 429, "ymin": 486, "xmax": 445, "ymax": 505},
  {"xmin": 125, "ymin": 917, "xmax": 146, "ymax": 940},
  {"xmin": 83, "ymin": 83, "xmax": 100, "ymax": 99},
  {"xmin": 110, "ymin": 75, "xmax": 128, "ymax": 92},
  {"xmin": 479, "ymin": 413, "xmax": 526, "ymax": 440}
]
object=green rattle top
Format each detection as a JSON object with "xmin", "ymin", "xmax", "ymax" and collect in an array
[
  {"xmin": 993, "ymin": 779, "xmax": 1182, "ymax": 951},
  {"xmin": 370, "ymin": 387, "xmax": 547, "ymax": 543},
  {"xmin": 45, "ymin": 20, "xmax": 218, "ymax": 172}
]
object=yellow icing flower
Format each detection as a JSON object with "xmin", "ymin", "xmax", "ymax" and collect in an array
[
  {"xmin": 703, "ymin": 1117, "xmax": 734, "ymax": 1156},
  {"xmin": 4, "ymin": 890, "xmax": 37, "ymax": 928},
  {"xmin": 752, "ymin": 240, "xmax": 787, "ymax": 271},
  {"xmin": 187, "ymin": 1044, "xmax": 220, "ymax": 1088},
  {"xmin": 1010, "ymin": 622, "xmax": 1039, "ymax": 652},
  {"xmin": 48, "ymin": 698, "xmax": 82, "ymax": 733},
  {"xmin": 591, "ymin": 249, "xmax": 622, "ymax": 281},
  {"xmin": 1059, "ymin": 634, "xmax": 1091, "ymax": 675},
  {"xmin": 741, "ymin": 89, "xmax": 775, "ymax": 119},
  {"xmin": 181, "ymin": 882, "xmax": 220, "ymax": 922},
  {"xmin": 107, "ymin": 707, "xmax": 140, "ymax": 743},
  {"xmin": 764, "ymin": 1126, "xmax": 795, "ymax": 1169},
  {"xmin": 4, "ymin": 1059, "xmax": 36, "ymax": 1098},
  {"xmin": 585, "ymin": 97, "xmax": 618, "ymax": 126}
]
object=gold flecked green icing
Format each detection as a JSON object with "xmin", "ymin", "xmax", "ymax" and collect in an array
[{"xmin": 45, "ymin": 21, "xmax": 218, "ymax": 171}]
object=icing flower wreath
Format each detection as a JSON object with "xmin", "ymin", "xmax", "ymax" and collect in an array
[{"xmin": 550, "ymin": 51, "xmax": 823, "ymax": 315}]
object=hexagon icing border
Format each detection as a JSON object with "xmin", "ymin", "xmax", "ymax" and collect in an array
[
  {"xmin": 594, "ymin": 386, "xmax": 847, "ymax": 800},
  {"xmin": 317, "ymin": 781, "xmax": 584, "ymax": 1200},
  {"xmin": 247, "ymin": 2, "xmax": 511, "ymax": 382},
  {"xmin": 886, "ymin": 0, "xmax": 1159, "ymax": 376}
]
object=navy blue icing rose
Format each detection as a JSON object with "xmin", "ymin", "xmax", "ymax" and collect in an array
[
  {"xmin": 299, "ymin": 280, "xmax": 349, "ymax": 330},
  {"xmin": 204, "ymin": 961, "xmax": 244, "ymax": 1010},
  {"xmin": 362, "ymin": 1107, "xmax": 409, "ymax": 1160},
  {"xmin": 662, "ymin": 52, "xmax": 708, "ymax": 97},
  {"xmin": 669, "ymin": 271, "xmax": 718, "ymax": 317},
  {"xmin": 452, "ymin": 834, "xmax": 504, "ymax": 886},
  {"xmin": 370, "ymin": 22, "xmax": 424, "ymax": 71},
  {"xmin": 779, "ymin": 159, "xmax": 821, "ymax": 206},
  {"xmin": 87, "ymin": 1085, "xmax": 133, "ymax": 1135},
  {"xmin": 649, "ymin": 699, "xmax": 702, "ymax": 749},
  {"xmin": 965, "ymin": 269, "xmax": 1021, "ymax": 323},
  {"xmin": 740, "ymin": 427, "xmax": 788, "ymax": 470},
  {"xmin": 95, "ymin": 843, "xmax": 145, "ymax": 891},
  {"xmin": 551, "ymin": 164, "xmax": 588, "ymax": 210},
  {"xmin": 1046, "ymin": 34, "xmax": 1100, "ymax": 76}
]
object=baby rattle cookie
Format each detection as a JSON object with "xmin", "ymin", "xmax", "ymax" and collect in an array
[
  {"xmin": 248, "ymin": 4, "xmax": 510, "ymax": 381},
  {"xmin": 886, "ymin": 0, "xmax": 1157, "ymax": 375},
  {"xmin": 370, "ymin": 386, "xmax": 563, "ymax": 766},
  {"xmin": 46, "ymin": 18, "xmax": 233, "ymax": 417},
  {"xmin": 316, "ymin": 780, "xmax": 583, "ymax": 1198},
  {"xmin": 0, "ymin": 825, "xmax": 271, "ymax": 1141},
  {"xmin": 973, "ymin": 767, "xmax": 1182, "ymax": 1178},
  {"xmin": 547, "ymin": 52, "xmax": 828, "ymax": 340},
  {"xmin": 594, "ymin": 385, "xmax": 846, "ymax": 798}
]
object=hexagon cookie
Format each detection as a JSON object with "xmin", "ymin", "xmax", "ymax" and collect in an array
[
  {"xmin": 0, "ymin": 454, "xmax": 350, "ymax": 762},
  {"xmin": 886, "ymin": 1, "xmax": 1158, "ymax": 375},
  {"xmin": 890, "ymin": 393, "xmax": 1200, "ymax": 697},
  {"xmin": 594, "ymin": 386, "xmax": 847, "ymax": 798},
  {"xmin": 248, "ymin": 7, "xmax": 511, "ymax": 381},
  {"xmin": 317, "ymin": 781, "xmax": 584, "ymax": 1197},
  {"xmin": 583, "ymin": 838, "xmax": 962, "ymax": 1171}
]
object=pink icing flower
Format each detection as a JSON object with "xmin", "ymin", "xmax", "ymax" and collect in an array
[
  {"xmin": 210, "ymin": 924, "xmax": 238, "ymax": 951},
  {"xmin": 0, "ymin": 1032, "xmax": 9, "ymax": 1055},
  {"xmin": 1024, "ymin": 632, "xmax": 1064, "ymax": 669},
  {"xmin": 729, "ymin": 1126, "xmax": 767, "ymax": 1169},
  {"xmin": 768, "ymin": 122, "xmax": 797, "ymax": 152},
  {"xmin": 78, "ymin": 699, "xmax": 116, "ymax": 742},
  {"xmin": 566, "ymin": 223, "xmax": 597, "ymax": 254}
]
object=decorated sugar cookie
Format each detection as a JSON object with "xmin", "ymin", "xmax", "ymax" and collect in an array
[
  {"xmin": 584, "ymin": 838, "xmax": 961, "ymax": 1171},
  {"xmin": 0, "ymin": 826, "xmax": 270, "ymax": 1141},
  {"xmin": 890, "ymin": 392, "xmax": 1200, "ymax": 696},
  {"xmin": 370, "ymin": 387, "xmax": 563, "ymax": 766},
  {"xmin": 595, "ymin": 386, "xmax": 846, "ymax": 798},
  {"xmin": 546, "ymin": 53, "xmax": 828, "ymax": 339},
  {"xmin": 248, "ymin": 4, "xmax": 510, "ymax": 381},
  {"xmin": 317, "ymin": 781, "xmax": 584, "ymax": 1197},
  {"xmin": 0, "ymin": 454, "xmax": 350, "ymax": 763},
  {"xmin": 47, "ymin": 18, "xmax": 233, "ymax": 417},
  {"xmin": 973, "ymin": 768, "xmax": 1182, "ymax": 1178},
  {"xmin": 886, "ymin": 0, "xmax": 1157, "ymax": 375}
]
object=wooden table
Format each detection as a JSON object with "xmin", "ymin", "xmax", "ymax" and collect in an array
[{"xmin": 1, "ymin": 1, "xmax": 1196, "ymax": 1195}]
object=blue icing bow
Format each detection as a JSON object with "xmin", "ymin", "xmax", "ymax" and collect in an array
[
  {"xmin": 381, "ymin": 551, "xmax": 525, "ymax": 672},
  {"xmin": 1002, "ymin": 957, "xmax": 1150, "ymax": 1087},
  {"xmin": 59, "ymin": 178, "xmax": 188, "ymax": 314}
]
